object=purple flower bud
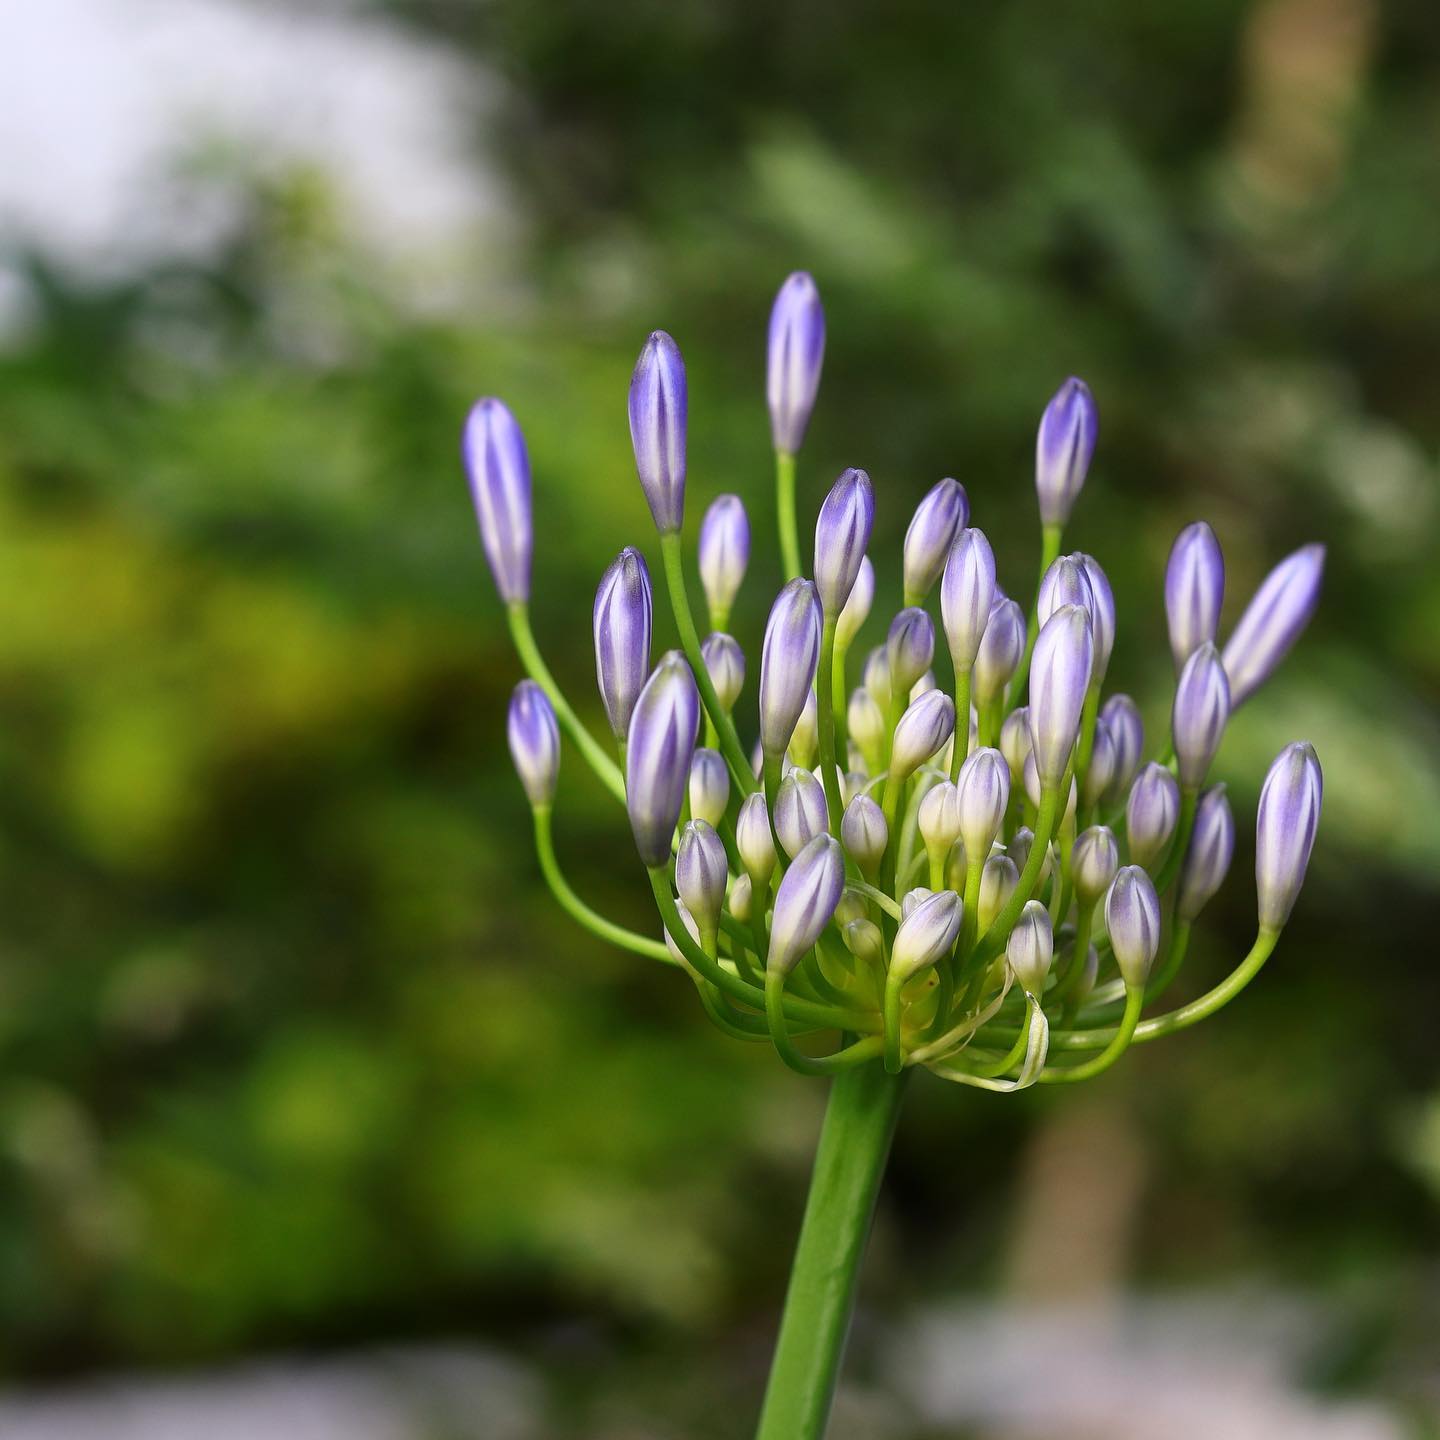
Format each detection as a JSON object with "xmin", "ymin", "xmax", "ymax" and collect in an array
[
  {"xmin": 677, "ymin": 820, "xmax": 728, "ymax": 934},
  {"xmin": 699, "ymin": 631, "xmax": 745, "ymax": 712},
  {"xmin": 940, "ymin": 527, "xmax": 997, "ymax": 672},
  {"xmin": 759, "ymin": 579, "xmax": 822, "ymax": 757},
  {"xmin": 1079, "ymin": 717, "xmax": 1118, "ymax": 811},
  {"xmin": 891, "ymin": 689, "xmax": 956, "ymax": 780},
  {"xmin": 977, "ymin": 854, "xmax": 1020, "ymax": 933},
  {"xmin": 814, "ymin": 468, "xmax": 875, "ymax": 616},
  {"xmin": 1177, "ymin": 784, "xmax": 1234, "ymax": 922},
  {"xmin": 507, "ymin": 680, "xmax": 559, "ymax": 807},
  {"xmin": 1036, "ymin": 555, "xmax": 1094, "ymax": 628},
  {"xmin": 842, "ymin": 792, "xmax": 889, "ymax": 878},
  {"xmin": 956, "ymin": 747, "xmax": 1010, "ymax": 860},
  {"xmin": 628, "ymin": 331, "xmax": 687, "ymax": 533},
  {"xmin": 1126, "ymin": 762, "xmax": 1180, "ymax": 869},
  {"xmin": 891, "ymin": 889, "xmax": 964, "ymax": 980},
  {"xmin": 904, "ymin": 478, "xmax": 969, "ymax": 602},
  {"xmin": 835, "ymin": 555, "xmax": 874, "ymax": 649},
  {"xmin": 625, "ymin": 651, "xmax": 701, "ymax": 866},
  {"xmin": 689, "ymin": 747, "xmax": 730, "ymax": 828},
  {"xmin": 900, "ymin": 886, "xmax": 934, "ymax": 920},
  {"xmin": 886, "ymin": 607, "xmax": 936, "ymax": 699},
  {"xmin": 1100, "ymin": 693, "xmax": 1144, "ymax": 801},
  {"xmin": 1006, "ymin": 900, "xmax": 1053, "ymax": 994},
  {"xmin": 1072, "ymin": 824, "xmax": 1120, "ymax": 906},
  {"xmin": 735, "ymin": 790, "xmax": 777, "ymax": 887},
  {"xmin": 1256, "ymin": 741, "xmax": 1323, "ymax": 932},
  {"xmin": 1105, "ymin": 865, "xmax": 1161, "ymax": 987},
  {"xmin": 698, "ymin": 495, "xmax": 750, "ymax": 623},
  {"xmin": 917, "ymin": 779, "xmax": 962, "ymax": 856},
  {"xmin": 1172, "ymin": 642, "xmax": 1230, "ymax": 789},
  {"xmin": 1222, "ymin": 544, "xmax": 1325, "ymax": 707},
  {"xmin": 767, "ymin": 271, "xmax": 826, "ymax": 454},
  {"xmin": 1035, "ymin": 377, "xmax": 1098, "ymax": 527},
  {"xmin": 999, "ymin": 706, "xmax": 1033, "ymax": 785},
  {"xmin": 775, "ymin": 768, "xmax": 830, "ymax": 858},
  {"xmin": 768, "ymin": 833, "xmax": 844, "ymax": 974},
  {"xmin": 1165, "ymin": 521, "xmax": 1224, "ymax": 673},
  {"xmin": 1075, "ymin": 553, "xmax": 1116, "ymax": 682},
  {"xmin": 1028, "ymin": 605, "xmax": 1094, "ymax": 789},
  {"xmin": 463, "ymin": 397, "xmax": 532, "ymax": 604},
  {"xmin": 973, "ymin": 598, "xmax": 1026, "ymax": 706},
  {"xmin": 593, "ymin": 546, "xmax": 653, "ymax": 742}
]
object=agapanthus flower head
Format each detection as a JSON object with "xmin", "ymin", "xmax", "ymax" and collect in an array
[
  {"xmin": 891, "ymin": 889, "xmax": 963, "ymax": 981},
  {"xmin": 904, "ymin": 478, "xmax": 969, "ymax": 603},
  {"xmin": 698, "ymin": 495, "xmax": 750, "ymax": 624},
  {"xmin": 1172, "ymin": 641, "xmax": 1230, "ymax": 789},
  {"xmin": 628, "ymin": 331, "xmax": 687, "ymax": 533},
  {"xmin": 815, "ymin": 468, "xmax": 875, "ymax": 617},
  {"xmin": 1165, "ymin": 521, "xmax": 1224, "ymax": 673},
  {"xmin": 1028, "ymin": 604, "xmax": 1094, "ymax": 789},
  {"xmin": 1222, "ymin": 544, "xmax": 1325, "ymax": 707},
  {"xmin": 626, "ymin": 651, "xmax": 700, "ymax": 866},
  {"xmin": 677, "ymin": 820, "xmax": 728, "ymax": 934},
  {"xmin": 768, "ymin": 834, "xmax": 844, "ymax": 974},
  {"xmin": 940, "ymin": 526, "xmax": 997, "ymax": 672},
  {"xmin": 689, "ymin": 747, "xmax": 730, "ymax": 828},
  {"xmin": 767, "ymin": 271, "xmax": 826, "ymax": 455},
  {"xmin": 841, "ymin": 792, "xmax": 888, "ymax": 879},
  {"xmin": 463, "ymin": 397, "xmax": 532, "ymax": 604},
  {"xmin": 594, "ymin": 546, "xmax": 653, "ymax": 742},
  {"xmin": 886, "ymin": 607, "xmax": 936, "ymax": 699},
  {"xmin": 1177, "ymin": 783, "xmax": 1234, "ymax": 922},
  {"xmin": 759, "ymin": 578, "xmax": 823, "ymax": 757},
  {"xmin": 507, "ymin": 679, "xmax": 559, "ymax": 807},
  {"xmin": 775, "ymin": 767, "xmax": 830, "ymax": 858},
  {"xmin": 1007, "ymin": 901, "xmax": 1053, "ymax": 994},
  {"xmin": 1256, "ymin": 741, "xmax": 1323, "ymax": 932},
  {"xmin": 1126, "ymin": 762, "xmax": 1180, "ymax": 870},
  {"xmin": 700, "ymin": 631, "xmax": 745, "ymax": 712},
  {"xmin": 1106, "ymin": 865, "xmax": 1161, "ymax": 987},
  {"xmin": 1035, "ymin": 377, "xmax": 1098, "ymax": 527},
  {"xmin": 973, "ymin": 598, "xmax": 1026, "ymax": 706},
  {"xmin": 835, "ymin": 555, "xmax": 875, "ymax": 650}
]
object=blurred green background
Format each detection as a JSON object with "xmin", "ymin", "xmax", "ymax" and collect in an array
[{"xmin": 0, "ymin": 0, "xmax": 1438, "ymax": 1434}]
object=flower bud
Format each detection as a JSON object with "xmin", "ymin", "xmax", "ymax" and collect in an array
[
  {"xmin": 728, "ymin": 872, "xmax": 754, "ymax": 925},
  {"xmin": 1125, "ymin": 762, "xmax": 1180, "ymax": 870},
  {"xmin": 940, "ymin": 526, "xmax": 997, "ymax": 671},
  {"xmin": 628, "ymin": 331, "xmax": 687, "ymax": 533},
  {"xmin": 1105, "ymin": 865, "xmax": 1161, "ymax": 987},
  {"xmin": 463, "ymin": 397, "xmax": 532, "ymax": 604},
  {"xmin": 842, "ymin": 917, "xmax": 885, "ymax": 967},
  {"xmin": 841, "ymin": 793, "xmax": 888, "ymax": 878},
  {"xmin": 1165, "ymin": 521, "xmax": 1224, "ymax": 673},
  {"xmin": 886, "ymin": 607, "xmax": 936, "ymax": 699},
  {"xmin": 814, "ymin": 468, "xmax": 875, "ymax": 616},
  {"xmin": 688, "ymin": 747, "xmax": 730, "ymax": 828},
  {"xmin": 593, "ymin": 546, "xmax": 653, "ymax": 741},
  {"xmin": 1099, "ymin": 693, "xmax": 1144, "ymax": 800},
  {"xmin": 1028, "ymin": 604, "xmax": 1094, "ymax": 789},
  {"xmin": 999, "ymin": 706, "xmax": 1032, "ymax": 785},
  {"xmin": 698, "ymin": 495, "xmax": 749, "ymax": 624},
  {"xmin": 1071, "ymin": 825, "xmax": 1120, "ymax": 907},
  {"xmin": 1172, "ymin": 642, "xmax": 1230, "ymax": 789},
  {"xmin": 904, "ymin": 478, "xmax": 968, "ymax": 602},
  {"xmin": 677, "ymin": 820, "xmax": 728, "ymax": 935},
  {"xmin": 1255, "ymin": 741, "xmax": 1323, "ymax": 932},
  {"xmin": 890, "ymin": 690, "xmax": 956, "ymax": 781},
  {"xmin": 835, "ymin": 554, "xmax": 874, "ymax": 650},
  {"xmin": 1222, "ymin": 544, "xmax": 1325, "ymax": 707},
  {"xmin": 736, "ymin": 791, "xmax": 777, "ymax": 888},
  {"xmin": 790, "ymin": 687, "xmax": 820, "ymax": 768},
  {"xmin": 1036, "ymin": 554, "xmax": 1094, "ymax": 628},
  {"xmin": 977, "ymin": 854, "xmax": 1020, "ymax": 933},
  {"xmin": 973, "ymin": 598, "xmax": 1026, "ymax": 706},
  {"xmin": 1007, "ymin": 825, "xmax": 1038, "ymax": 879},
  {"xmin": 901, "ymin": 886, "xmax": 934, "ymax": 920},
  {"xmin": 759, "ymin": 578, "xmax": 823, "ymax": 756},
  {"xmin": 841, "ymin": 770, "xmax": 868, "ymax": 805},
  {"xmin": 891, "ymin": 890, "xmax": 963, "ymax": 981},
  {"xmin": 1177, "ymin": 784, "xmax": 1234, "ymax": 922},
  {"xmin": 848, "ymin": 687, "xmax": 886, "ymax": 772},
  {"xmin": 943, "ymin": 838, "xmax": 968, "ymax": 891},
  {"xmin": 917, "ymin": 780, "xmax": 962, "ymax": 858},
  {"xmin": 507, "ymin": 680, "xmax": 559, "ymax": 807},
  {"xmin": 768, "ymin": 834, "xmax": 844, "ymax": 974},
  {"xmin": 625, "ymin": 653, "xmax": 701, "ymax": 865},
  {"xmin": 956, "ymin": 747, "xmax": 1010, "ymax": 860},
  {"xmin": 862, "ymin": 646, "xmax": 891, "ymax": 710},
  {"xmin": 767, "ymin": 271, "xmax": 826, "ymax": 454},
  {"xmin": 775, "ymin": 767, "xmax": 829, "ymax": 858},
  {"xmin": 1006, "ymin": 901, "xmax": 1053, "ymax": 994},
  {"xmin": 836, "ymin": 889, "xmax": 868, "ymax": 927},
  {"xmin": 663, "ymin": 896, "xmax": 701, "ymax": 968},
  {"xmin": 1079, "ymin": 717, "xmax": 1118, "ymax": 811},
  {"xmin": 1035, "ymin": 376, "xmax": 1098, "ymax": 527},
  {"xmin": 1076, "ymin": 553, "xmax": 1115, "ymax": 682},
  {"xmin": 700, "ymin": 631, "xmax": 745, "ymax": 712}
]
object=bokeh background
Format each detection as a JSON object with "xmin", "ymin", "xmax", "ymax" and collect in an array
[{"xmin": 1, "ymin": 1, "xmax": 1438, "ymax": 1435}]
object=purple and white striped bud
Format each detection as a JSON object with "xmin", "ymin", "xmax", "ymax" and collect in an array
[
  {"xmin": 841, "ymin": 792, "xmax": 888, "ymax": 878},
  {"xmin": 625, "ymin": 651, "xmax": 701, "ymax": 866},
  {"xmin": 886, "ymin": 607, "xmax": 936, "ymax": 699},
  {"xmin": 1079, "ymin": 717, "xmax": 1118, "ymax": 811},
  {"xmin": 677, "ymin": 820, "xmax": 728, "ymax": 935},
  {"xmin": 1072, "ymin": 825, "xmax": 1120, "ymax": 907},
  {"xmin": 1255, "ymin": 741, "xmax": 1323, "ymax": 932},
  {"xmin": 759, "ymin": 579, "xmax": 823, "ymax": 757},
  {"xmin": 1028, "ymin": 605, "xmax": 1094, "ymax": 789},
  {"xmin": 775, "ymin": 768, "xmax": 829, "ymax": 858},
  {"xmin": 1100, "ymin": 694, "xmax": 1144, "ymax": 802},
  {"xmin": 1076, "ymin": 554, "xmax": 1116, "ymax": 682},
  {"xmin": 1222, "ymin": 544, "xmax": 1325, "ymax": 707},
  {"xmin": 1172, "ymin": 642, "xmax": 1230, "ymax": 789},
  {"xmin": 842, "ymin": 917, "xmax": 885, "ymax": 966},
  {"xmin": 1126, "ymin": 762, "xmax": 1180, "ymax": 870},
  {"xmin": 768, "ymin": 834, "xmax": 844, "ymax": 974},
  {"xmin": 814, "ymin": 468, "xmax": 875, "ymax": 617},
  {"xmin": 1035, "ymin": 377, "xmax": 1098, "ymax": 527},
  {"xmin": 1177, "ymin": 784, "xmax": 1234, "ymax": 922},
  {"xmin": 1165, "ymin": 521, "xmax": 1224, "ymax": 673},
  {"xmin": 1036, "ymin": 555, "xmax": 1094, "ymax": 628},
  {"xmin": 904, "ymin": 478, "xmax": 969, "ymax": 603},
  {"xmin": 891, "ymin": 690, "xmax": 956, "ymax": 781},
  {"xmin": 1105, "ymin": 865, "xmax": 1161, "ymax": 987},
  {"xmin": 507, "ymin": 680, "xmax": 559, "ymax": 807},
  {"xmin": 593, "ymin": 546, "xmax": 653, "ymax": 741},
  {"xmin": 628, "ymin": 331, "xmax": 687, "ymax": 533},
  {"xmin": 863, "ymin": 646, "xmax": 891, "ymax": 710},
  {"xmin": 700, "ymin": 632, "xmax": 745, "ymax": 713},
  {"xmin": 940, "ymin": 527, "xmax": 997, "ymax": 672},
  {"xmin": 835, "ymin": 555, "xmax": 874, "ymax": 650},
  {"xmin": 463, "ymin": 397, "xmax": 532, "ymax": 604},
  {"xmin": 735, "ymin": 791, "xmax": 777, "ymax": 888},
  {"xmin": 1006, "ymin": 901, "xmax": 1053, "ymax": 994},
  {"xmin": 767, "ymin": 271, "xmax": 826, "ymax": 455},
  {"xmin": 891, "ymin": 890, "xmax": 964, "ymax": 981},
  {"xmin": 848, "ymin": 687, "xmax": 886, "ymax": 772},
  {"xmin": 728, "ymin": 872, "xmax": 754, "ymax": 925},
  {"xmin": 977, "ymin": 854, "xmax": 1020, "ymax": 933},
  {"xmin": 973, "ymin": 598, "xmax": 1026, "ymax": 706},
  {"xmin": 689, "ymin": 747, "xmax": 730, "ymax": 828},
  {"xmin": 918, "ymin": 780, "xmax": 962, "ymax": 859},
  {"xmin": 999, "ymin": 707, "xmax": 1032, "ymax": 786},
  {"xmin": 698, "ymin": 495, "xmax": 750, "ymax": 625},
  {"xmin": 790, "ymin": 688, "xmax": 820, "ymax": 769},
  {"xmin": 900, "ymin": 886, "xmax": 934, "ymax": 920},
  {"xmin": 956, "ymin": 748, "xmax": 1010, "ymax": 860}
]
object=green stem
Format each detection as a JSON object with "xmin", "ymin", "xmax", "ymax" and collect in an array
[
  {"xmin": 1007, "ymin": 522, "xmax": 1063, "ymax": 705},
  {"xmin": 831, "ymin": 636, "xmax": 851, "ymax": 756},
  {"xmin": 776, "ymin": 450, "xmax": 802, "ymax": 581},
  {"xmin": 948, "ymin": 666, "xmax": 972, "ymax": 780},
  {"xmin": 755, "ymin": 1062, "xmax": 909, "ymax": 1440},
  {"xmin": 816, "ymin": 619, "xmax": 845, "ymax": 838},
  {"xmin": 1143, "ymin": 919, "xmax": 1191, "ymax": 1004},
  {"xmin": 764, "ymin": 972, "xmax": 884, "ymax": 1076},
  {"xmin": 1039, "ymin": 983, "xmax": 1143, "ymax": 1082},
  {"xmin": 1153, "ymin": 786, "xmax": 1198, "ymax": 894}
]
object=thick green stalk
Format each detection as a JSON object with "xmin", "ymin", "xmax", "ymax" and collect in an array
[
  {"xmin": 755, "ymin": 1063, "xmax": 909, "ymax": 1440},
  {"xmin": 776, "ymin": 450, "xmax": 802, "ymax": 581}
]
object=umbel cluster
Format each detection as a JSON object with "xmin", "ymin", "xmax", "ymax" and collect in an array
[{"xmin": 470, "ymin": 275, "xmax": 1324, "ymax": 1089}]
